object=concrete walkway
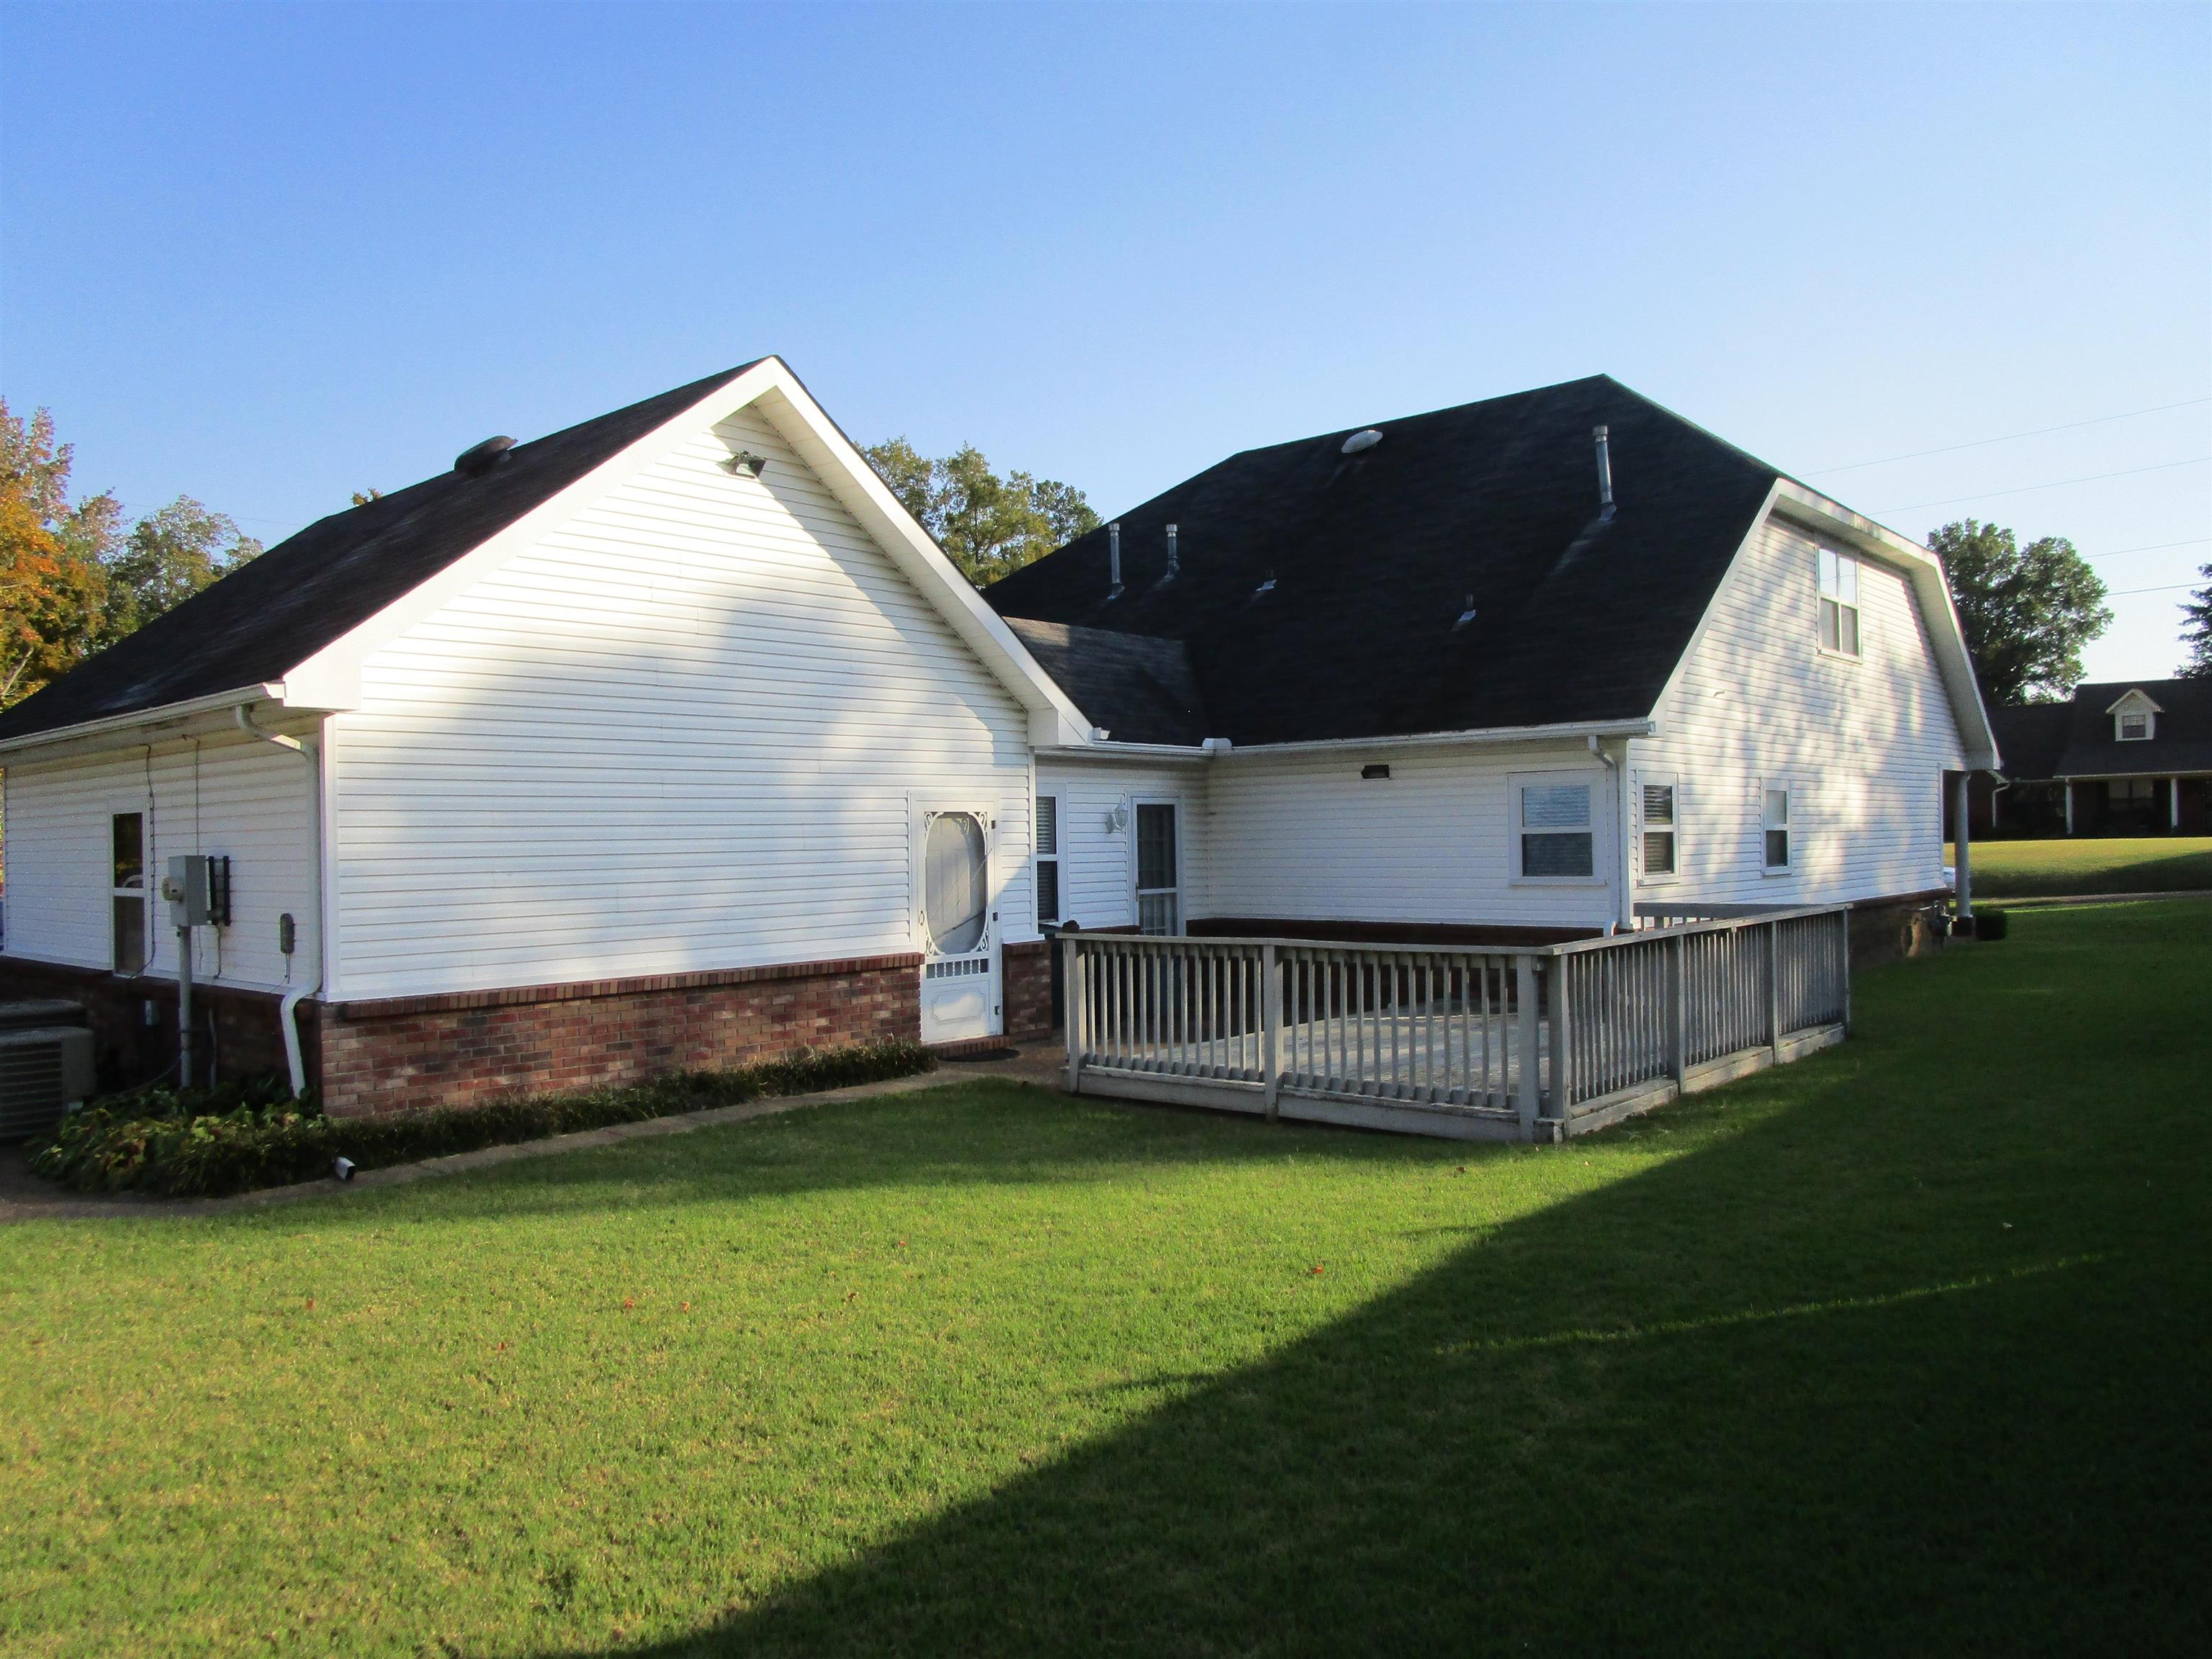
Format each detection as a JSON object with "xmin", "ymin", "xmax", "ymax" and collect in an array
[{"xmin": 0, "ymin": 1044, "xmax": 1066, "ymax": 1224}]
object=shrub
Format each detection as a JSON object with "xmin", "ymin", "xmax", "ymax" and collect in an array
[{"xmin": 30, "ymin": 1040, "xmax": 936, "ymax": 1200}]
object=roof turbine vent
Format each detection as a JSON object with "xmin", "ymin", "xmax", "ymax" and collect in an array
[
  {"xmin": 1341, "ymin": 428, "xmax": 1382, "ymax": 456},
  {"xmin": 454, "ymin": 436, "xmax": 516, "ymax": 477},
  {"xmin": 1593, "ymin": 425, "xmax": 1615, "ymax": 521}
]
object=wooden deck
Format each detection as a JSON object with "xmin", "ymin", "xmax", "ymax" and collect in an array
[{"xmin": 1062, "ymin": 907, "xmax": 1851, "ymax": 1143}]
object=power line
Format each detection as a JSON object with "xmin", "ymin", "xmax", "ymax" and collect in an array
[
  {"xmin": 1871, "ymin": 455, "xmax": 2211, "ymax": 516},
  {"xmin": 1809, "ymin": 396, "xmax": 2212, "ymax": 475},
  {"xmin": 2085, "ymin": 536, "xmax": 2210, "ymax": 562},
  {"xmin": 2106, "ymin": 580, "xmax": 2203, "ymax": 597}
]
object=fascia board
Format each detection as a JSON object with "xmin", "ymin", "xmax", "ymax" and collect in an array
[
  {"xmin": 1771, "ymin": 482, "xmax": 2002, "ymax": 772},
  {"xmin": 2104, "ymin": 688, "xmax": 2163, "ymax": 715},
  {"xmin": 742, "ymin": 375, "xmax": 1095, "ymax": 744},
  {"xmin": 1035, "ymin": 718, "xmax": 1656, "ymax": 765},
  {"xmin": 0, "ymin": 683, "xmax": 287, "ymax": 761}
]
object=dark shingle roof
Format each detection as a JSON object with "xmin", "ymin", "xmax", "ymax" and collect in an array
[
  {"xmin": 0, "ymin": 364, "xmax": 758, "ymax": 745},
  {"xmin": 1987, "ymin": 701, "xmax": 2072, "ymax": 781},
  {"xmin": 2041, "ymin": 678, "xmax": 2212, "ymax": 778},
  {"xmin": 1002, "ymin": 619, "xmax": 1205, "ymax": 747},
  {"xmin": 982, "ymin": 376, "xmax": 1782, "ymax": 746}
]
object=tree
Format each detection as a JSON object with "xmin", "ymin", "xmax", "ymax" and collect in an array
[
  {"xmin": 1, "ymin": 400, "xmax": 117, "ymax": 707},
  {"xmin": 862, "ymin": 437, "xmax": 1100, "ymax": 587},
  {"xmin": 1926, "ymin": 519, "xmax": 2111, "ymax": 705},
  {"xmin": 0, "ymin": 397, "xmax": 261, "ymax": 706},
  {"xmin": 102, "ymin": 496, "xmax": 261, "ymax": 639},
  {"xmin": 2178, "ymin": 562, "xmax": 2212, "ymax": 679}
]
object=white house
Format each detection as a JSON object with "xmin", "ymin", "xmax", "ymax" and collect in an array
[{"xmin": 0, "ymin": 364, "xmax": 1997, "ymax": 1115}]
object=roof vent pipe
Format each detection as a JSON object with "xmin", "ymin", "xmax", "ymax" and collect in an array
[
  {"xmin": 1165, "ymin": 523, "xmax": 1179, "ymax": 582},
  {"xmin": 1593, "ymin": 426, "xmax": 1615, "ymax": 521},
  {"xmin": 1107, "ymin": 521, "xmax": 1123, "ymax": 599}
]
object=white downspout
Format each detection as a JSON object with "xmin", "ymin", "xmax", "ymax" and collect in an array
[
  {"xmin": 1589, "ymin": 734, "xmax": 1632, "ymax": 935},
  {"xmin": 236, "ymin": 705, "xmax": 323, "ymax": 1098}
]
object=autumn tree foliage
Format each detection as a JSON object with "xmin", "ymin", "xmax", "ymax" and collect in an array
[
  {"xmin": 863, "ymin": 437, "xmax": 1100, "ymax": 588},
  {"xmin": 0, "ymin": 399, "xmax": 261, "ymax": 708}
]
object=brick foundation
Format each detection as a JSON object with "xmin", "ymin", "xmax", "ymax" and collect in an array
[
  {"xmin": 0, "ymin": 957, "xmax": 298, "ymax": 1094},
  {"xmin": 1002, "ymin": 940, "xmax": 1052, "ymax": 1040},
  {"xmin": 318, "ymin": 953, "xmax": 923, "ymax": 1116}
]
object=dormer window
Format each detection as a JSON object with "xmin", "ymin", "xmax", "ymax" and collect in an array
[{"xmin": 2107, "ymin": 689, "xmax": 2161, "ymax": 742}]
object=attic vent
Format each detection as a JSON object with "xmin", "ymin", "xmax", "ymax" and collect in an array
[
  {"xmin": 1361, "ymin": 763, "xmax": 1391, "ymax": 781},
  {"xmin": 1341, "ymin": 428, "xmax": 1382, "ymax": 456},
  {"xmin": 454, "ymin": 436, "xmax": 515, "ymax": 477}
]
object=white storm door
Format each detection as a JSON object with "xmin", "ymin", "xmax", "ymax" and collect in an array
[{"xmin": 918, "ymin": 807, "xmax": 999, "ymax": 1043}]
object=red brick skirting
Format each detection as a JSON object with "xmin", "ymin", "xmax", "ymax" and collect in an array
[
  {"xmin": 1002, "ymin": 940, "xmax": 1052, "ymax": 1041},
  {"xmin": 320, "ymin": 953, "xmax": 925, "ymax": 1117},
  {"xmin": 0, "ymin": 956, "xmax": 298, "ymax": 1094}
]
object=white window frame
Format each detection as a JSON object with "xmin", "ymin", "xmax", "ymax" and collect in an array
[
  {"xmin": 1033, "ymin": 791, "xmax": 1063, "ymax": 926},
  {"xmin": 111, "ymin": 807, "xmax": 148, "ymax": 974},
  {"xmin": 1761, "ymin": 780, "xmax": 1794, "ymax": 875},
  {"xmin": 1130, "ymin": 798, "xmax": 1182, "ymax": 935},
  {"xmin": 1817, "ymin": 547, "xmax": 1862, "ymax": 660},
  {"xmin": 1637, "ymin": 770, "xmax": 1681, "ymax": 885},
  {"xmin": 2116, "ymin": 710, "xmax": 2152, "ymax": 742},
  {"xmin": 1510, "ymin": 770, "xmax": 1606, "ymax": 886}
]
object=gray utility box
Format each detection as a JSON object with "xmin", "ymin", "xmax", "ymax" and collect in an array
[{"xmin": 0, "ymin": 1025, "xmax": 96, "ymax": 1141}]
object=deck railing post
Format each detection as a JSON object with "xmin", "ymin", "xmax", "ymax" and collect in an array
[
  {"xmin": 1766, "ymin": 920, "xmax": 1783, "ymax": 1058},
  {"xmin": 1547, "ymin": 955, "xmax": 1571, "ymax": 1130},
  {"xmin": 1064, "ymin": 935, "xmax": 1084, "ymax": 1094},
  {"xmin": 1514, "ymin": 954, "xmax": 1539, "ymax": 1138},
  {"xmin": 1668, "ymin": 931, "xmax": 1686, "ymax": 1089},
  {"xmin": 1261, "ymin": 942, "xmax": 1281, "ymax": 1123}
]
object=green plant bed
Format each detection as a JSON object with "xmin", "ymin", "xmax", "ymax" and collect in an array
[{"xmin": 29, "ymin": 1040, "xmax": 935, "ymax": 1198}]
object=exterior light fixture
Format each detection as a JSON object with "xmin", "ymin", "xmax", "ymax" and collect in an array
[{"xmin": 726, "ymin": 451, "xmax": 768, "ymax": 478}]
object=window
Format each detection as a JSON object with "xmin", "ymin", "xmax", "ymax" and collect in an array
[
  {"xmin": 111, "ymin": 811, "xmax": 146, "ymax": 974},
  {"xmin": 1817, "ymin": 547, "xmax": 1861, "ymax": 657},
  {"xmin": 1517, "ymin": 778, "xmax": 1595, "ymax": 879},
  {"xmin": 1034, "ymin": 793, "xmax": 1061, "ymax": 925},
  {"xmin": 1134, "ymin": 803, "xmax": 1179, "ymax": 934},
  {"xmin": 1762, "ymin": 785, "xmax": 1791, "ymax": 872},
  {"xmin": 2118, "ymin": 711, "xmax": 2150, "ymax": 741},
  {"xmin": 1640, "ymin": 776, "xmax": 1678, "ymax": 879}
]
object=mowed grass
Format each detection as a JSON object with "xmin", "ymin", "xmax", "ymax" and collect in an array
[
  {"xmin": 3, "ymin": 904, "xmax": 2207, "ymax": 1657},
  {"xmin": 1948, "ymin": 833, "xmax": 2212, "ymax": 896}
]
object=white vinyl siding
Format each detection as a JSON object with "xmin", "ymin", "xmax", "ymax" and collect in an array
[
  {"xmin": 1637, "ymin": 513, "xmax": 1964, "ymax": 907},
  {"xmin": 1031, "ymin": 758, "xmax": 1206, "ymax": 931},
  {"xmin": 327, "ymin": 405, "xmax": 1033, "ymax": 1002},
  {"xmin": 0, "ymin": 728, "xmax": 321, "ymax": 992},
  {"xmin": 1203, "ymin": 742, "xmax": 1622, "ymax": 931}
]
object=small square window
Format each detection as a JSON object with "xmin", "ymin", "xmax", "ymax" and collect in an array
[{"xmin": 2118, "ymin": 713, "xmax": 2148, "ymax": 741}]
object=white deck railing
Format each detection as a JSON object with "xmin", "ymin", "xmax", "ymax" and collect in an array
[{"xmin": 1061, "ymin": 905, "xmax": 1851, "ymax": 1143}]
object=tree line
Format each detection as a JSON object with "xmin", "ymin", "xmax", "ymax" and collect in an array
[{"xmin": 1, "ymin": 399, "xmax": 261, "ymax": 709}]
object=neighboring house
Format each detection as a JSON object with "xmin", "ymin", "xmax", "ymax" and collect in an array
[
  {"xmin": 1960, "ymin": 679, "xmax": 2212, "ymax": 837},
  {"xmin": 0, "ymin": 365, "xmax": 1997, "ymax": 1115}
]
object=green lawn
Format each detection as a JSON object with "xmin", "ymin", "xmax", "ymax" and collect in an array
[
  {"xmin": 4, "ymin": 903, "xmax": 2207, "ymax": 1657},
  {"xmin": 1948, "ymin": 834, "xmax": 2212, "ymax": 896}
]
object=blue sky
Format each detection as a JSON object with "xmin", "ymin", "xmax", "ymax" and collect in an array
[{"xmin": 4, "ymin": 1, "xmax": 2206, "ymax": 680}]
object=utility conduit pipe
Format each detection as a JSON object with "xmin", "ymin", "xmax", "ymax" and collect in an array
[{"xmin": 236, "ymin": 705, "xmax": 323, "ymax": 1098}]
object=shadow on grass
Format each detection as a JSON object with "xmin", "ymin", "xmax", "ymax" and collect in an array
[
  {"xmin": 539, "ymin": 911, "xmax": 2208, "ymax": 1656},
  {"xmin": 1977, "ymin": 847, "xmax": 2212, "ymax": 898}
]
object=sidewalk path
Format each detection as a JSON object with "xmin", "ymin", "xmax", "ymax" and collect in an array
[{"xmin": 0, "ymin": 1045, "xmax": 1066, "ymax": 1224}]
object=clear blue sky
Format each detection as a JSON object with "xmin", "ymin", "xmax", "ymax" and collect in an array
[{"xmin": 4, "ymin": 1, "xmax": 2206, "ymax": 680}]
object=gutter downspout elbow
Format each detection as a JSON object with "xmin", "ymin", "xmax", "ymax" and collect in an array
[{"xmin": 237, "ymin": 705, "xmax": 323, "ymax": 1098}]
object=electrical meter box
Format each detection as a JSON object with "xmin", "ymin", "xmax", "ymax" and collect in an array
[{"xmin": 163, "ymin": 855, "xmax": 231, "ymax": 928}]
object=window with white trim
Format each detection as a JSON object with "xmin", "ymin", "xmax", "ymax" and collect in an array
[
  {"xmin": 1817, "ymin": 547, "xmax": 1861, "ymax": 657},
  {"xmin": 1639, "ymin": 773, "xmax": 1678, "ymax": 881},
  {"xmin": 1514, "ymin": 775, "xmax": 1596, "ymax": 880},
  {"xmin": 1034, "ymin": 793, "xmax": 1061, "ymax": 924},
  {"xmin": 1762, "ymin": 784, "xmax": 1791, "ymax": 872},
  {"xmin": 2117, "ymin": 711, "xmax": 2150, "ymax": 741},
  {"xmin": 112, "ymin": 811, "xmax": 146, "ymax": 974}
]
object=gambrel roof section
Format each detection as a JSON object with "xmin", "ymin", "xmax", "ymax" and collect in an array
[
  {"xmin": 983, "ymin": 376, "xmax": 1999, "ymax": 766},
  {"xmin": 0, "ymin": 359, "xmax": 1092, "ymax": 752}
]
